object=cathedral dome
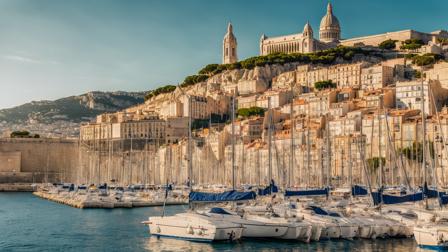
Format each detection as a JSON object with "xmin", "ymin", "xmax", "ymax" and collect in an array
[{"xmin": 319, "ymin": 3, "xmax": 341, "ymax": 42}]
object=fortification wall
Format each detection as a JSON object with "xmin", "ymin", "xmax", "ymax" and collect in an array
[
  {"xmin": 0, "ymin": 138, "xmax": 79, "ymax": 183},
  {"xmin": 340, "ymin": 30, "xmax": 434, "ymax": 47}
]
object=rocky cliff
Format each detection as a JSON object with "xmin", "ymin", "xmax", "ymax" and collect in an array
[{"xmin": 0, "ymin": 91, "xmax": 147, "ymax": 137}]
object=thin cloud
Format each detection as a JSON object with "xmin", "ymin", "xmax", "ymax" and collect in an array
[{"xmin": 2, "ymin": 55, "xmax": 60, "ymax": 65}]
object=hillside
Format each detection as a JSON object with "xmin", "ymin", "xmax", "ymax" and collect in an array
[{"xmin": 0, "ymin": 91, "xmax": 147, "ymax": 137}]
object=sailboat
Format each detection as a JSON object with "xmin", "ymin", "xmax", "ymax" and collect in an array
[
  {"xmin": 144, "ymin": 92, "xmax": 244, "ymax": 242},
  {"xmin": 413, "ymin": 76, "xmax": 448, "ymax": 249},
  {"xmin": 204, "ymin": 96, "xmax": 301, "ymax": 240}
]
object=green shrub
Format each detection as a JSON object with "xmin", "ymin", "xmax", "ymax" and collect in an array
[
  {"xmin": 414, "ymin": 70, "xmax": 422, "ymax": 79},
  {"xmin": 405, "ymin": 53, "xmax": 417, "ymax": 59},
  {"xmin": 367, "ymin": 157, "xmax": 386, "ymax": 171},
  {"xmin": 400, "ymin": 141, "xmax": 434, "ymax": 162},
  {"xmin": 400, "ymin": 39, "xmax": 424, "ymax": 50},
  {"xmin": 181, "ymin": 74, "xmax": 209, "ymax": 87},
  {"xmin": 314, "ymin": 80, "xmax": 336, "ymax": 90},
  {"xmin": 10, "ymin": 131, "xmax": 40, "ymax": 138},
  {"xmin": 437, "ymin": 38, "xmax": 448, "ymax": 45},
  {"xmin": 379, "ymin": 39, "xmax": 397, "ymax": 50},
  {"xmin": 10, "ymin": 131, "xmax": 30, "ymax": 138},
  {"xmin": 145, "ymin": 85, "xmax": 177, "ymax": 101},
  {"xmin": 237, "ymin": 107, "xmax": 266, "ymax": 118},
  {"xmin": 412, "ymin": 54, "xmax": 437, "ymax": 66},
  {"xmin": 198, "ymin": 64, "xmax": 220, "ymax": 76}
]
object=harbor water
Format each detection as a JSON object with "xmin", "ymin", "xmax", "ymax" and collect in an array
[{"xmin": 0, "ymin": 193, "xmax": 434, "ymax": 251}]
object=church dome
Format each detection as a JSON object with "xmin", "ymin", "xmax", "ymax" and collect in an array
[{"xmin": 319, "ymin": 3, "xmax": 341, "ymax": 42}]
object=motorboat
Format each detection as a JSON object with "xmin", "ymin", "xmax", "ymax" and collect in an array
[
  {"xmin": 205, "ymin": 207, "xmax": 289, "ymax": 238},
  {"xmin": 145, "ymin": 212, "xmax": 243, "ymax": 242},
  {"xmin": 414, "ymin": 223, "xmax": 448, "ymax": 249}
]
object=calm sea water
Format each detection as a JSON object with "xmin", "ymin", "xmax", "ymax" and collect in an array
[{"xmin": 0, "ymin": 192, "xmax": 436, "ymax": 252}]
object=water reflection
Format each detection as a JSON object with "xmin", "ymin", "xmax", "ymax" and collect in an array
[
  {"xmin": 145, "ymin": 236, "xmax": 216, "ymax": 252},
  {"xmin": 145, "ymin": 236, "xmax": 420, "ymax": 252}
]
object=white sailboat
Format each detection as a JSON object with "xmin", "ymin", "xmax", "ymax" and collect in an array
[{"xmin": 144, "ymin": 92, "xmax": 244, "ymax": 242}]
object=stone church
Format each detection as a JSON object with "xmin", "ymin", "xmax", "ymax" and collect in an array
[{"xmin": 222, "ymin": 2, "xmax": 448, "ymax": 64}]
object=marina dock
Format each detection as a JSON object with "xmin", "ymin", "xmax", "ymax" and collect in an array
[{"xmin": 33, "ymin": 190, "xmax": 188, "ymax": 209}]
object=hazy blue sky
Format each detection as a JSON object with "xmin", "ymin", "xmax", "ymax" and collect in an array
[{"xmin": 0, "ymin": 0, "xmax": 446, "ymax": 108}]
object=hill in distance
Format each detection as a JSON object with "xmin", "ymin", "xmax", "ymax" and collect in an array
[{"xmin": 0, "ymin": 91, "xmax": 147, "ymax": 137}]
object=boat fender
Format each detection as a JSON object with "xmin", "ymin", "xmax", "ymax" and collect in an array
[
  {"xmin": 156, "ymin": 226, "xmax": 161, "ymax": 233},
  {"xmin": 197, "ymin": 229, "xmax": 203, "ymax": 236},
  {"xmin": 187, "ymin": 226, "xmax": 194, "ymax": 234}
]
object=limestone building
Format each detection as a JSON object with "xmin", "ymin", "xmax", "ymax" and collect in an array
[
  {"xmin": 259, "ymin": 3, "xmax": 339, "ymax": 56},
  {"xmin": 223, "ymin": 23, "xmax": 238, "ymax": 64},
  {"xmin": 258, "ymin": 2, "xmax": 448, "ymax": 56}
]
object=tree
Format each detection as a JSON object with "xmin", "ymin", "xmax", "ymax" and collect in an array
[
  {"xmin": 379, "ymin": 39, "xmax": 397, "ymax": 50},
  {"xmin": 437, "ymin": 38, "xmax": 448, "ymax": 45},
  {"xmin": 237, "ymin": 107, "xmax": 266, "ymax": 118},
  {"xmin": 10, "ymin": 131, "xmax": 30, "ymax": 138},
  {"xmin": 414, "ymin": 70, "xmax": 422, "ymax": 79},
  {"xmin": 198, "ymin": 64, "xmax": 220, "ymax": 76},
  {"xmin": 400, "ymin": 141, "xmax": 434, "ymax": 163},
  {"xmin": 145, "ymin": 85, "xmax": 177, "ymax": 101},
  {"xmin": 400, "ymin": 39, "xmax": 424, "ymax": 50},
  {"xmin": 367, "ymin": 157, "xmax": 386, "ymax": 171},
  {"xmin": 181, "ymin": 74, "xmax": 209, "ymax": 87},
  {"xmin": 314, "ymin": 80, "xmax": 336, "ymax": 90},
  {"xmin": 412, "ymin": 54, "xmax": 436, "ymax": 66}
]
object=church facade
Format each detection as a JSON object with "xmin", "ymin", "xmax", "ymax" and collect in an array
[
  {"xmin": 257, "ymin": 3, "xmax": 448, "ymax": 56},
  {"xmin": 223, "ymin": 2, "xmax": 448, "ymax": 63},
  {"xmin": 259, "ymin": 3, "xmax": 340, "ymax": 56}
]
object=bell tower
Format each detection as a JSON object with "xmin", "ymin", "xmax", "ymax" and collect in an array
[{"xmin": 223, "ymin": 23, "xmax": 238, "ymax": 64}]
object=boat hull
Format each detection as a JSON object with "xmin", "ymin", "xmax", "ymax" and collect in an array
[
  {"xmin": 414, "ymin": 226, "xmax": 448, "ymax": 248},
  {"xmin": 148, "ymin": 214, "xmax": 243, "ymax": 242}
]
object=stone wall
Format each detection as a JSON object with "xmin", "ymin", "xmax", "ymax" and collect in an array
[
  {"xmin": 0, "ymin": 138, "xmax": 79, "ymax": 183},
  {"xmin": 0, "ymin": 151, "xmax": 21, "ymax": 172}
]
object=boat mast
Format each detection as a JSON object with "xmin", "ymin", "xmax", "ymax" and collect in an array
[
  {"xmin": 348, "ymin": 135, "xmax": 353, "ymax": 198},
  {"xmin": 307, "ymin": 103, "xmax": 311, "ymax": 188},
  {"xmin": 231, "ymin": 94, "xmax": 236, "ymax": 190},
  {"xmin": 289, "ymin": 84, "xmax": 294, "ymax": 189},
  {"xmin": 379, "ymin": 111, "xmax": 383, "ymax": 191},
  {"xmin": 268, "ymin": 97, "xmax": 273, "ymax": 187},
  {"xmin": 188, "ymin": 96, "xmax": 192, "ymax": 191},
  {"xmin": 326, "ymin": 115, "xmax": 331, "ymax": 189},
  {"xmin": 430, "ymin": 88, "xmax": 447, "ymax": 190},
  {"xmin": 420, "ymin": 67, "xmax": 428, "ymax": 209}
]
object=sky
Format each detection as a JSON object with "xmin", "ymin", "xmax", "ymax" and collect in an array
[{"xmin": 0, "ymin": 0, "xmax": 446, "ymax": 109}]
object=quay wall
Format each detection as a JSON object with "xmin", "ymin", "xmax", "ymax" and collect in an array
[
  {"xmin": 0, "ymin": 138, "xmax": 79, "ymax": 183},
  {"xmin": 0, "ymin": 137, "xmax": 426, "ymax": 188}
]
